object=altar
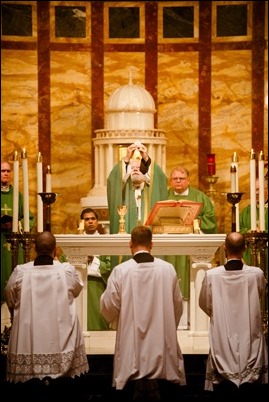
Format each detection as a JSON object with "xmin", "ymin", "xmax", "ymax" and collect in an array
[{"xmin": 55, "ymin": 233, "xmax": 226, "ymax": 355}]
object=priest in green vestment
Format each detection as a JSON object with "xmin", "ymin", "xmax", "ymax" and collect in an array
[
  {"xmin": 1, "ymin": 161, "xmax": 35, "ymax": 302},
  {"xmin": 107, "ymin": 142, "xmax": 168, "ymax": 266},
  {"xmin": 166, "ymin": 166, "xmax": 217, "ymax": 301}
]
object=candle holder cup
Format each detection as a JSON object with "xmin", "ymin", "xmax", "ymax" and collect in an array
[
  {"xmin": 226, "ymin": 192, "xmax": 244, "ymax": 232},
  {"xmin": 38, "ymin": 192, "xmax": 58, "ymax": 232}
]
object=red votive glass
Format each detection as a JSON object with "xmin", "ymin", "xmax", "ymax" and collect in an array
[{"xmin": 207, "ymin": 153, "xmax": 216, "ymax": 176}]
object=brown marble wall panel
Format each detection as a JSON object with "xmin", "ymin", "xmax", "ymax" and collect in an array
[
  {"xmin": 157, "ymin": 52, "xmax": 199, "ymax": 181},
  {"xmin": 1, "ymin": 49, "xmax": 39, "ymax": 222},
  {"xmin": 211, "ymin": 49, "xmax": 252, "ymax": 233},
  {"xmin": 49, "ymin": 51, "xmax": 92, "ymax": 233}
]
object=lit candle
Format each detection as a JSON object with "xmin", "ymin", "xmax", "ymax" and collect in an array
[
  {"xmin": 37, "ymin": 152, "xmax": 43, "ymax": 232},
  {"xmin": 12, "ymin": 151, "xmax": 19, "ymax": 232},
  {"xmin": 231, "ymin": 152, "xmax": 239, "ymax": 231},
  {"xmin": 46, "ymin": 165, "xmax": 52, "ymax": 192},
  {"xmin": 230, "ymin": 165, "xmax": 237, "ymax": 193},
  {"xmin": 258, "ymin": 151, "xmax": 265, "ymax": 231},
  {"xmin": 21, "ymin": 148, "xmax": 30, "ymax": 232},
  {"xmin": 207, "ymin": 153, "xmax": 216, "ymax": 176},
  {"xmin": 250, "ymin": 149, "xmax": 256, "ymax": 231}
]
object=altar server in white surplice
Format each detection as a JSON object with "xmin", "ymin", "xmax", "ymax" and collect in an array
[
  {"xmin": 199, "ymin": 232, "xmax": 268, "ymax": 399},
  {"xmin": 100, "ymin": 225, "xmax": 186, "ymax": 401},
  {"xmin": 4, "ymin": 231, "xmax": 89, "ymax": 384}
]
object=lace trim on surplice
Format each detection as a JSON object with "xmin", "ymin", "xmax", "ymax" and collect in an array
[{"xmin": 6, "ymin": 343, "xmax": 89, "ymax": 383}]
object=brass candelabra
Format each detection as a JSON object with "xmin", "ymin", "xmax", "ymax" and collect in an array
[
  {"xmin": 244, "ymin": 231, "xmax": 268, "ymax": 337},
  {"xmin": 5, "ymin": 232, "xmax": 37, "ymax": 270}
]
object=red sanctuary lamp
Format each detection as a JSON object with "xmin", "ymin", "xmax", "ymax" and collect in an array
[
  {"xmin": 207, "ymin": 153, "xmax": 216, "ymax": 176},
  {"xmin": 204, "ymin": 153, "xmax": 218, "ymax": 203}
]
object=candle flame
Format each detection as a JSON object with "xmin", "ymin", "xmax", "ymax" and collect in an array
[
  {"xmin": 21, "ymin": 148, "xmax": 27, "ymax": 158},
  {"xmin": 232, "ymin": 152, "xmax": 238, "ymax": 162},
  {"xmin": 259, "ymin": 151, "xmax": 264, "ymax": 160},
  {"xmin": 13, "ymin": 151, "xmax": 18, "ymax": 161},
  {"xmin": 37, "ymin": 152, "xmax": 42, "ymax": 162},
  {"xmin": 46, "ymin": 165, "xmax": 51, "ymax": 174},
  {"xmin": 250, "ymin": 149, "xmax": 255, "ymax": 159}
]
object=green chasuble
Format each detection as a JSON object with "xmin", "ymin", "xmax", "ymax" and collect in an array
[
  {"xmin": 239, "ymin": 204, "xmax": 268, "ymax": 274},
  {"xmin": 1, "ymin": 185, "xmax": 35, "ymax": 302},
  {"xmin": 107, "ymin": 160, "xmax": 168, "ymax": 267},
  {"xmin": 107, "ymin": 161, "xmax": 168, "ymax": 234},
  {"xmin": 165, "ymin": 186, "xmax": 217, "ymax": 299}
]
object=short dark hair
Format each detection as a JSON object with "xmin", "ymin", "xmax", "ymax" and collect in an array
[
  {"xmin": 80, "ymin": 208, "xmax": 99, "ymax": 220},
  {"xmin": 131, "ymin": 225, "xmax": 152, "ymax": 247},
  {"xmin": 35, "ymin": 231, "xmax": 56, "ymax": 255},
  {"xmin": 225, "ymin": 232, "xmax": 246, "ymax": 255}
]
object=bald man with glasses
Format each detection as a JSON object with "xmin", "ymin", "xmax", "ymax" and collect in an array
[{"xmin": 165, "ymin": 166, "xmax": 217, "ymax": 326}]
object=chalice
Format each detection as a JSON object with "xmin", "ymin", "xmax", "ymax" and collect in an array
[{"xmin": 117, "ymin": 205, "xmax": 128, "ymax": 234}]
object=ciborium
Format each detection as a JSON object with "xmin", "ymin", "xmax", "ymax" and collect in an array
[{"xmin": 117, "ymin": 205, "xmax": 128, "ymax": 234}]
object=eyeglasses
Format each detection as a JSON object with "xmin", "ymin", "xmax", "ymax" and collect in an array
[{"xmin": 171, "ymin": 177, "xmax": 187, "ymax": 181}]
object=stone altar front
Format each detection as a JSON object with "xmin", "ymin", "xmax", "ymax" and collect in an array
[{"xmin": 55, "ymin": 233, "xmax": 226, "ymax": 354}]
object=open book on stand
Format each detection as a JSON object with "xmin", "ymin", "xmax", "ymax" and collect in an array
[{"xmin": 145, "ymin": 200, "xmax": 203, "ymax": 234}]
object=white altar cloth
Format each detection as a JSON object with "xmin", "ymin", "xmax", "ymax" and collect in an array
[{"xmin": 55, "ymin": 233, "xmax": 226, "ymax": 354}]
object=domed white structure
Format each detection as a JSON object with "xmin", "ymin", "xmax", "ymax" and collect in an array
[{"xmin": 106, "ymin": 77, "xmax": 156, "ymax": 130}]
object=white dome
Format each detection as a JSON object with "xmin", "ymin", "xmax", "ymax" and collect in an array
[
  {"xmin": 105, "ymin": 79, "xmax": 156, "ymax": 130},
  {"xmin": 107, "ymin": 83, "xmax": 156, "ymax": 112}
]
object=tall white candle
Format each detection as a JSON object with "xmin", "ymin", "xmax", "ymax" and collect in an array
[
  {"xmin": 21, "ymin": 149, "xmax": 30, "ymax": 232},
  {"xmin": 230, "ymin": 164, "xmax": 237, "ymax": 192},
  {"xmin": 231, "ymin": 152, "xmax": 239, "ymax": 231},
  {"xmin": 12, "ymin": 151, "xmax": 19, "ymax": 232},
  {"xmin": 46, "ymin": 165, "xmax": 52, "ymax": 192},
  {"xmin": 250, "ymin": 149, "xmax": 256, "ymax": 231},
  {"xmin": 37, "ymin": 152, "xmax": 43, "ymax": 232},
  {"xmin": 258, "ymin": 151, "xmax": 265, "ymax": 231}
]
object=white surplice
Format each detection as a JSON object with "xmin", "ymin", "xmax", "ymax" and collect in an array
[
  {"xmin": 199, "ymin": 265, "xmax": 268, "ymax": 390},
  {"xmin": 100, "ymin": 257, "xmax": 186, "ymax": 390},
  {"xmin": 4, "ymin": 261, "xmax": 89, "ymax": 383}
]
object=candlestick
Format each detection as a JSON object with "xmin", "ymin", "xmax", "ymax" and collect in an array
[
  {"xmin": 38, "ymin": 192, "xmax": 58, "ymax": 231},
  {"xmin": 226, "ymin": 192, "xmax": 244, "ymax": 232},
  {"xmin": 258, "ymin": 151, "xmax": 265, "ymax": 231},
  {"xmin": 37, "ymin": 152, "xmax": 43, "ymax": 232},
  {"xmin": 231, "ymin": 152, "xmax": 239, "ymax": 231},
  {"xmin": 250, "ymin": 149, "xmax": 256, "ymax": 231},
  {"xmin": 46, "ymin": 165, "xmax": 52, "ymax": 192},
  {"xmin": 21, "ymin": 149, "xmax": 30, "ymax": 232},
  {"xmin": 207, "ymin": 153, "xmax": 216, "ymax": 176},
  {"xmin": 12, "ymin": 151, "xmax": 19, "ymax": 232}
]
